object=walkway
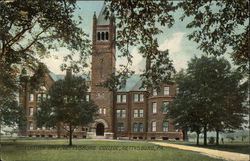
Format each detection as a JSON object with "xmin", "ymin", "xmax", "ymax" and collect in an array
[{"xmin": 151, "ymin": 142, "xmax": 249, "ymax": 161}]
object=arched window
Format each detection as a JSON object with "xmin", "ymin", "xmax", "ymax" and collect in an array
[
  {"xmin": 105, "ymin": 32, "xmax": 109, "ymax": 40},
  {"xmin": 162, "ymin": 121, "xmax": 169, "ymax": 132},
  {"xmin": 97, "ymin": 32, "xmax": 101, "ymax": 40},
  {"xmin": 101, "ymin": 32, "xmax": 105, "ymax": 40}
]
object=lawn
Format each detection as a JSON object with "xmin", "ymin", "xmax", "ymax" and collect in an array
[{"xmin": 0, "ymin": 138, "xmax": 225, "ymax": 161}]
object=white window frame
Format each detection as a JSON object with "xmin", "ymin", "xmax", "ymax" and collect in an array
[
  {"xmin": 122, "ymin": 109, "xmax": 126, "ymax": 118},
  {"xmin": 134, "ymin": 109, "xmax": 138, "ymax": 118},
  {"xmin": 164, "ymin": 86, "xmax": 170, "ymax": 95},
  {"xmin": 117, "ymin": 95, "xmax": 121, "ymax": 103},
  {"xmin": 134, "ymin": 94, "xmax": 139, "ymax": 102},
  {"xmin": 103, "ymin": 108, "xmax": 106, "ymax": 115},
  {"xmin": 122, "ymin": 95, "xmax": 127, "ymax": 103},
  {"xmin": 152, "ymin": 121, "xmax": 156, "ymax": 132},
  {"xmin": 152, "ymin": 102, "xmax": 157, "ymax": 114},
  {"xmin": 139, "ymin": 109, "xmax": 144, "ymax": 117},
  {"xmin": 86, "ymin": 94, "xmax": 90, "ymax": 102},
  {"xmin": 29, "ymin": 107, "xmax": 33, "ymax": 116},
  {"xmin": 29, "ymin": 94, "xmax": 34, "ymax": 102}
]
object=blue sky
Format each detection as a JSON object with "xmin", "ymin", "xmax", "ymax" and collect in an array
[{"xmin": 42, "ymin": 1, "xmax": 233, "ymax": 74}]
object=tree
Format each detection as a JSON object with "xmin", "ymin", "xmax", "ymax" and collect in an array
[
  {"xmin": 0, "ymin": 95, "xmax": 27, "ymax": 135},
  {"xmin": 169, "ymin": 56, "xmax": 248, "ymax": 145},
  {"xmin": 0, "ymin": 0, "xmax": 90, "ymax": 100},
  {"xmin": 178, "ymin": 0, "xmax": 249, "ymax": 75},
  {"xmin": 35, "ymin": 73, "xmax": 98, "ymax": 146}
]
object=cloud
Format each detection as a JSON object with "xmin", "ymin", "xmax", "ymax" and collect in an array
[
  {"xmin": 116, "ymin": 48, "xmax": 145, "ymax": 74},
  {"xmin": 158, "ymin": 32, "xmax": 185, "ymax": 53}
]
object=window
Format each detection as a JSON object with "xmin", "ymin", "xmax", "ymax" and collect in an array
[
  {"xmin": 162, "ymin": 101, "xmax": 169, "ymax": 113},
  {"xmin": 101, "ymin": 32, "xmax": 105, "ymax": 40},
  {"xmin": 29, "ymin": 122, "xmax": 33, "ymax": 130},
  {"xmin": 133, "ymin": 94, "xmax": 144, "ymax": 102},
  {"xmin": 99, "ymin": 108, "xmax": 102, "ymax": 114},
  {"xmin": 117, "ymin": 109, "xmax": 126, "ymax": 118},
  {"xmin": 164, "ymin": 87, "xmax": 170, "ymax": 95},
  {"xmin": 97, "ymin": 32, "xmax": 101, "ymax": 40},
  {"xmin": 86, "ymin": 94, "xmax": 90, "ymax": 102},
  {"xmin": 122, "ymin": 95, "xmax": 126, "ymax": 103},
  {"xmin": 117, "ymin": 94, "xmax": 126, "ymax": 103},
  {"xmin": 152, "ymin": 121, "xmax": 156, "ymax": 132},
  {"xmin": 121, "ymin": 109, "xmax": 126, "ymax": 118},
  {"xmin": 163, "ymin": 121, "xmax": 169, "ymax": 132},
  {"xmin": 133, "ymin": 123, "xmax": 138, "ymax": 132},
  {"xmin": 134, "ymin": 109, "xmax": 138, "ymax": 118},
  {"xmin": 152, "ymin": 88, "xmax": 157, "ymax": 96},
  {"xmin": 37, "ymin": 93, "xmax": 47, "ymax": 102},
  {"xmin": 117, "ymin": 95, "xmax": 121, "ymax": 103},
  {"xmin": 29, "ymin": 107, "xmax": 33, "ymax": 116},
  {"xmin": 133, "ymin": 123, "xmax": 143, "ymax": 132},
  {"xmin": 117, "ymin": 123, "xmax": 124, "ymax": 132},
  {"xmin": 105, "ymin": 32, "xmax": 109, "ymax": 40},
  {"xmin": 103, "ymin": 108, "xmax": 106, "ymax": 115},
  {"xmin": 139, "ymin": 109, "xmax": 144, "ymax": 117},
  {"xmin": 152, "ymin": 102, "xmax": 157, "ymax": 114},
  {"xmin": 29, "ymin": 94, "xmax": 34, "ymax": 102},
  {"xmin": 139, "ymin": 123, "xmax": 143, "ymax": 132}
]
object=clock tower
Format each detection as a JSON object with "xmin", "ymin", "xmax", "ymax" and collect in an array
[{"xmin": 90, "ymin": 7, "xmax": 116, "ymax": 138}]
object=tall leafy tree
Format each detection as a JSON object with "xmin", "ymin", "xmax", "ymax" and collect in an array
[
  {"xmin": 169, "ymin": 56, "xmax": 248, "ymax": 145},
  {"xmin": 0, "ymin": 0, "xmax": 90, "ymax": 100},
  {"xmin": 36, "ymin": 74, "xmax": 98, "ymax": 146},
  {"xmin": 178, "ymin": 0, "xmax": 249, "ymax": 74}
]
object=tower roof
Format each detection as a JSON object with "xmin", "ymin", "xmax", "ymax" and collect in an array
[{"xmin": 97, "ymin": 5, "xmax": 109, "ymax": 25}]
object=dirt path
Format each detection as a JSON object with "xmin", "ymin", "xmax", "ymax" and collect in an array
[{"xmin": 151, "ymin": 142, "xmax": 249, "ymax": 161}]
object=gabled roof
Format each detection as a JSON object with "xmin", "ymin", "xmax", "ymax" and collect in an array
[
  {"xmin": 97, "ymin": 5, "xmax": 109, "ymax": 25},
  {"xmin": 118, "ymin": 74, "xmax": 146, "ymax": 92}
]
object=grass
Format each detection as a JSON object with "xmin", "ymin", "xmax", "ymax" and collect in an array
[
  {"xmin": 0, "ymin": 138, "xmax": 225, "ymax": 161},
  {"xmin": 154, "ymin": 139, "xmax": 250, "ymax": 154}
]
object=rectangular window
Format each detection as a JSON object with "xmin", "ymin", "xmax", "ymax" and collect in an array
[
  {"xmin": 134, "ymin": 94, "xmax": 144, "ymax": 102},
  {"xmin": 86, "ymin": 94, "xmax": 90, "ymax": 102},
  {"xmin": 152, "ymin": 102, "xmax": 157, "ymax": 114},
  {"xmin": 164, "ymin": 87, "xmax": 170, "ymax": 95},
  {"xmin": 139, "ymin": 123, "xmax": 143, "ymax": 132},
  {"xmin": 139, "ymin": 109, "xmax": 143, "ymax": 117},
  {"xmin": 133, "ymin": 123, "xmax": 138, "ymax": 132},
  {"xmin": 29, "ymin": 122, "xmax": 33, "ymax": 130},
  {"xmin": 37, "ymin": 94, "xmax": 42, "ymax": 102},
  {"xmin": 122, "ymin": 110, "xmax": 126, "ymax": 118},
  {"xmin": 163, "ymin": 121, "xmax": 169, "ymax": 132},
  {"xmin": 116, "ymin": 110, "xmax": 121, "ymax": 117},
  {"xmin": 134, "ymin": 109, "xmax": 138, "ymax": 118},
  {"xmin": 133, "ymin": 94, "xmax": 139, "ymax": 102},
  {"xmin": 152, "ymin": 88, "xmax": 157, "ymax": 96},
  {"xmin": 103, "ymin": 108, "xmax": 106, "ymax": 115},
  {"xmin": 122, "ymin": 95, "xmax": 126, "ymax": 103},
  {"xmin": 162, "ymin": 101, "xmax": 169, "ymax": 113},
  {"xmin": 152, "ymin": 121, "xmax": 156, "ymax": 132},
  {"xmin": 117, "ymin": 123, "xmax": 124, "ymax": 132},
  {"xmin": 140, "ymin": 94, "xmax": 144, "ymax": 102},
  {"xmin": 29, "ymin": 94, "xmax": 34, "ymax": 102},
  {"xmin": 29, "ymin": 107, "xmax": 33, "ymax": 116},
  {"xmin": 117, "ymin": 95, "xmax": 121, "ymax": 103}
]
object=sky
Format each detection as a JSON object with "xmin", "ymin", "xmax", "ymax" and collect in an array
[{"xmin": 42, "ymin": 1, "xmax": 233, "ymax": 75}]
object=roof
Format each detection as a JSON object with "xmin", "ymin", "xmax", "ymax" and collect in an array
[
  {"xmin": 97, "ymin": 5, "xmax": 109, "ymax": 25},
  {"xmin": 118, "ymin": 74, "xmax": 146, "ymax": 92},
  {"xmin": 48, "ymin": 72, "xmax": 90, "ymax": 82}
]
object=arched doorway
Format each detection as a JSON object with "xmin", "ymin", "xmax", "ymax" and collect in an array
[{"xmin": 96, "ymin": 123, "xmax": 104, "ymax": 136}]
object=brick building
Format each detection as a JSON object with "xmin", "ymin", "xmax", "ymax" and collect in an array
[{"xmin": 20, "ymin": 7, "xmax": 183, "ymax": 140}]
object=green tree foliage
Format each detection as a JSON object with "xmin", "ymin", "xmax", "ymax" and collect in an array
[
  {"xmin": 178, "ymin": 0, "xmax": 249, "ymax": 74},
  {"xmin": 169, "ymin": 56, "xmax": 248, "ymax": 145},
  {"xmin": 0, "ymin": 0, "xmax": 90, "ymax": 99},
  {"xmin": 104, "ymin": 0, "xmax": 177, "ymax": 88},
  {"xmin": 35, "ymin": 74, "xmax": 98, "ymax": 146},
  {"xmin": 0, "ymin": 95, "xmax": 26, "ymax": 133}
]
